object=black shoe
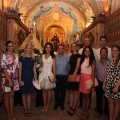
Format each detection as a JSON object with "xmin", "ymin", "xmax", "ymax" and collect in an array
[
  {"xmin": 60, "ymin": 106, "xmax": 64, "ymax": 111},
  {"xmin": 67, "ymin": 108, "xmax": 76, "ymax": 116},
  {"xmin": 53, "ymin": 105, "xmax": 59, "ymax": 110}
]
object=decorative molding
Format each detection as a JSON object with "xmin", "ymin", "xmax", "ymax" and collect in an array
[
  {"xmin": 6, "ymin": 14, "xmax": 28, "ymax": 32},
  {"xmin": 0, "ymin": 9, "xmax": 7, "ymax": 41},
  {"xmin": 83, "ymin": 17, "xmax": 107, "ymax": 33}
]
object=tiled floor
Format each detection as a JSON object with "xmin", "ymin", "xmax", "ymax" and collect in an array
[{"xmin": 0, "ymin": 92, "xmax": 111, "ymax": 120}]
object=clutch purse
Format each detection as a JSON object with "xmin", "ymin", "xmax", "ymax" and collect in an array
[
  {"xmin": 4, "ymin": 79, "xmax": 9, "ymax": 87},
  {"xmin": 32, "ymin": 78, "xmax": 41, "ymax": 90},
  {"xmin": 85, "ymin": 78, "xmax": 99, "ymax": 89},
  {"xmin": 68, "ymin": 75, "xmax": 80, "ymax": 82}
]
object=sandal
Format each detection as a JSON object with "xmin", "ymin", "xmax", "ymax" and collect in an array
[
  {"xmin": 28, "ymin": 110, "xmax": 31, "ymax": 116},
  {"xmin": 24, "ymin": 110, "xmax": 28, "ymax": 117},
  {"xmin": 42, "ymin": 106, "xmax": 46, "ymax": 112},
  {"xmin": 67, "ymin": 108, "xmax": 76, "ymax": 116},
  {"xmin": 44, "ymin": 106, "xmax": 49, "ymax": 113}
]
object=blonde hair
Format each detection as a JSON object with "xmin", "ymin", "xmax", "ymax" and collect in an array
[{"xmin": 22, "ymin": 43, "xmax": 35, "ymax": 60}]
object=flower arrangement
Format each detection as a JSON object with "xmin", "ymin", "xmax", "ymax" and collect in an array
[{"xmin": 33, "ymin": 49, "xmax": 43, "ymax": 72}]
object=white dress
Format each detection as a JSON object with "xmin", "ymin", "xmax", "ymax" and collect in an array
[{"xmin": 38, "ymin": 55, "xmax": 56, "ymax": 89}]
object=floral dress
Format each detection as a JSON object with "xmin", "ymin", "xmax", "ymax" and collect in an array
[
  {"xmin": 0, "ymin": 63, "xmax": 3, "ymax": 102},
  {"xmin": 105, "ymin": 59, "xmax": 120, "ymax": 99},
  {"xmin": 1, "ymin": 53, "xmax": 19, "ymax": 92}
]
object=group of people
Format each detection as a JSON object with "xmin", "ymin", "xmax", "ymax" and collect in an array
[{"xmin": 0, "ymin": 35, "xmax": 120, "ymax": 120}]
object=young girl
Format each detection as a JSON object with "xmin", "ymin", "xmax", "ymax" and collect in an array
[
  {"xmin": 79, "ymin": 46, "xmax": 95, "ymax": 120},
  {"xmin": 39, "ymin": 42, "xmax": 56, "ymax": 112},
  {"xmin": 1, "ymin": 41, "xmax": 19, "ymax": 120},
  {"xmin": 103, "ymin": 45, "xmax": 120, "ymax": 120},
  {"xmin": 19, "ymin": 43, "xmax": 37, "ymax": 117}
]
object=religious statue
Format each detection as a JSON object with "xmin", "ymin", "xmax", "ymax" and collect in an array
[
  {"xmin": 75, "ymin": 32, "xmax": 81, "ymax": 42},
  {"xmin": 51, "ymin": 33, "xmax": 59, "ymax": 52}
]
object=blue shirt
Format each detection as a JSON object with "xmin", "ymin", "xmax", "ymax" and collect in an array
[
  {"xmin": 56, "ymin": 54, "xmax": 70, "ymax": 75},
  {"xmin": 95, "ymin": 59, "xmax": 107, "ymax": 82}
]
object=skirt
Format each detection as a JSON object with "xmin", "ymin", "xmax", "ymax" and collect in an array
[{"xmin": 79, "ymin": 73, "xmax": 92, "ymax": 94}]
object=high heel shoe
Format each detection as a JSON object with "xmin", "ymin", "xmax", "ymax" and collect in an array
[
  {"xmin": 24, "ymin": 110, "xmax": 28, "ymax": 117},
  {"xmin": 67, "ymin": 108, "xmax": 76, "ymax": 116},
  {"xmin": 44, "ymin": 106, "xmax": 49, "ymax": 113},
  {"xmin": 42, "ymin": 106, "xmax": 46, "ymax": 112},
  {"xmin": 28, "ymin": 110, "xmax": 31, "ymax": 116}
]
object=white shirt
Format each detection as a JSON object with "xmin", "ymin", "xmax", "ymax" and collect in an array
[
  {"xmin": 78, "ymin": 47, "xmax": 98, "ymax": 60},
  {"xmin": 81, "ymin": 58, "xmax": 92, "ymax": 74},
  {"xmin": 96, "ymin": 46, "xmax": 111, "ymax": 59}
]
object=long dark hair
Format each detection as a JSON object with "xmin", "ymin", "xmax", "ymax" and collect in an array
[
  {"xmin": 80, "ymin": 46, "xmax": 95, "ymax": 66},
  {"xmin": 6, "ymin": 40, "xmax": 14, "ymax": 52},
  {"xmin": 111, "ymin": 45, "xmax": 120, "ymax": 60},
  {"xmin": 111, "ymin": 45, "xmax": 120, "ymax": 68},
  {"xmin": 43, "ymin": 42, "xmax": 55, "ymax": 59}
]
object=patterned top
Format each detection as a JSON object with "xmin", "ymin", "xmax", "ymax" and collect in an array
[
  {"xmin": 1, "ymin": 53, "xmax": 19, "ymax": 91},
  {"xmin": 105, "ymin": 59, "xmax": 120, "ymax": 99}
]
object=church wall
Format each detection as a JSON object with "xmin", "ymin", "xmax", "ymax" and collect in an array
[
  {"xmin": 83, "ymin": 8, "xmax": 120, "ymax": 48},
  {"xmin": 105, "ymin": 8, "xmax": 120, "ymax": 47},
  {"xmin": 0, "ymin": 9, "xmax": 7, "ymax": 51},
  {"xmin": 6, "ymin": 14, "xmax": 28, "ymax": 52},
  {"xmin": 83, "ymin": 17, "xmax": 107, "ymax": 49},
  {"xmin": 0, "ymin": 11, "xmax": 28, "ymax": 52}
]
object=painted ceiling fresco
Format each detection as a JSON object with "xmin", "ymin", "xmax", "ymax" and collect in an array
[{"xmin": 3, "ymin": 0, "xmax": 114, "ymax": 28}]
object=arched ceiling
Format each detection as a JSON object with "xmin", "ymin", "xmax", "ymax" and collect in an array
[{"xmin": 3, "ymin": 0, "xmax": 111, "ymax": 28}]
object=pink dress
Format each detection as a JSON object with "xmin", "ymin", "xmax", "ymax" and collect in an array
[
  {"xmin": 1, "ymin": 53, "xmax": 19, "ymax": 92},
  {"xmin": 79, "ymin": 58, "xmax": 92, "ymax": 94}
]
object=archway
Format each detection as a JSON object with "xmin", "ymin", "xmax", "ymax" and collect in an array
[{"xmin": 45, "ymin": 25, "xmax": 65, "ymax": 44}]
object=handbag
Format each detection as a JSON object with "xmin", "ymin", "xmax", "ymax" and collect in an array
[
  {"xmin": 40, "ymin": 77, "xmax": 56, "ymax": 89},
  {"xmin": 4, "ymin": 79, "xmax": 9, "ymax": 87},
  {"xmin": 68, "ymin": 75, "xmax": 80, "ymax": 82},
  {"xmin": 4, "ymin": 79, "xmax": 14, "ymax": 87},
  {"xmin": 32, "ymin": 79, "xmax": 41, "ymax": 90},
  {"xmin": 85, "ymin": 78, "xmax": 99, "ymax": 89}
]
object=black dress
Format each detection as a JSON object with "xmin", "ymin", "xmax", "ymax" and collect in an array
[{"xmin": 68, "ymin": 53, "xmax": 81, "ymax": 91}]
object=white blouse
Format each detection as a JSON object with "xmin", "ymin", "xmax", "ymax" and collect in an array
[{"xmin": 81, "ymin": 58, "xmax": 92, "ymax": 74}]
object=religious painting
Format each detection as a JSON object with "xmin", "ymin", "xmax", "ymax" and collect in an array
[
  {"xmin": 18, "ymin": 29, "xmax": 25, "ymax": 45},
  {"xmin": 45, "ymin": 26, "xmax": 65, "ymax": 51}
]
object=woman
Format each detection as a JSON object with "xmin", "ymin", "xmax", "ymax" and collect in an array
[
  {"xmin": 64, "ymin": 42, "xmax": 72, "ymax": 57},
  {"xmin": 39, "ymin": 42, "xmax": 56, "ymax": 112},
  {"xmin": 19, "ymin": 43, "xmax": 37, "ymax": 117},
  {"xmin": 1, "ymin": 41, "xmax": 19, "ymax": 120},
  {"xmin": 67, "ymin": 43, "xmax": 81, "ymax": 116},
  {"xmin": 103, "ymin": 45, "xmax": 120, "ymax": 120},
  {"xmin": 79, "ymin": 46, "xmax": 95, "ymax": 120}
]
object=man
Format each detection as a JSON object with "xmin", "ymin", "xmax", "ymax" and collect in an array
[
  {"xmin": 96, "ymin": 36, "xmax": 111, "ymax": 59},
  {"xmin": 78, "ymin": 37, "xmax": 98, "ymax": 60},
  {"xmin": 53, "ymin": 44, "xmax": 69, "ymax": 111},
  {"xmin": 95, "ymin": 47, "xmax": 109, "ymax": 117}
]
